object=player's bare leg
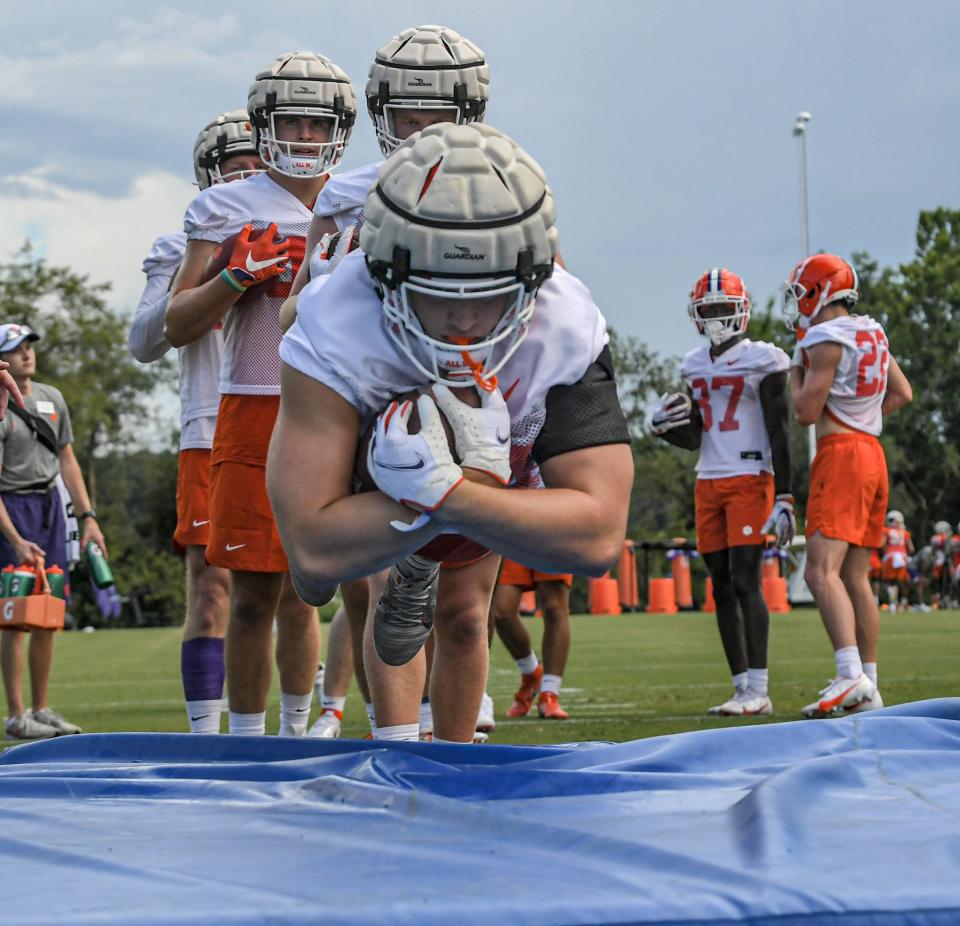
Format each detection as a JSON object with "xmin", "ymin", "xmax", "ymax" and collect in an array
[
  {"xmin": 805, "ymin": 533, "xmax": 857, "ymax": 650},
  {"xmin": 181, "ymin": 546, "xmax": 229, "ymax": 733},
  {"xmin": 225, "ymin": 570, "xmax": 284, "ymax": 730},
  {"xmin": 309, "ymin": 601, "xmax": 353, "ymax": 738},
  {"xmin": 841, "ymin": 545, "xmax": 880, "ymax": 678},
  {"xmin": 1, "ymin": 630, "xmax": 26, "ymax": 718},
  {"xmin": 430, "ymin": 555, "xmax": 500, "ymax": 742},
  {"xmin": 535, "ymin": 581, "xmax": 571, "ymax": 719},
  {"xmin": 274, "ymin": 574, "xmax": 320, "ymax": 735},
  {"xmin": 703, "ymin": 550, "xmax": 748, "ymax": 676},
  {"xmin": 494, "ymin": 584, "xmax": 544, "ymax": 719},
  {"xmin": 364, "ymin": 567, "xmax": 426, "ymax": 737}
]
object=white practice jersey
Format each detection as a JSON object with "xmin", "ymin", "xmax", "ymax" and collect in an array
[
  {"xmin": 183, "ymin": 172, "xmax": 311, "ymax": 396},
  {"xmin": 128, "ymin": 231, "xmax": 221, "ymax": 450},
  {"xmin": 312, "ymin": 162, "xmax": 381, "ymax": 231},
  {"xmin": 799, "ymin": 315, "xmax": 889, "ymax": 436},
  {"xmin": 281, "ymin": 253, "xmax": 610, "ymax": 489},
  {"xmin": 681, "ymin": 338, "xmax": 790, "ymax": 479}
]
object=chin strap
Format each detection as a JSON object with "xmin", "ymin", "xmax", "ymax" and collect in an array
[{"xmin": 450, "ymin": 338, "xmax": 498, "ymax": 392}]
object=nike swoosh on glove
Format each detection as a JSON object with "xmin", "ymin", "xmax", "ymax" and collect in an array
[
  {"xmin": 225, "ymin": 223, "xmax": 289, "ymax": 288},
  {"xmin": 762, "ymin": 493, "xmax": 796, "ymax": 547},
  {"xmin": 369, "ymin": 394, "xmax": 464, "ymax": 512},
  {"xmin": 650, "ymin": 392, "xmax": 693, "ymax": 435},
  {"xmin": 432, "ymin": 383, "xmax": 512, "ymax": 485}
]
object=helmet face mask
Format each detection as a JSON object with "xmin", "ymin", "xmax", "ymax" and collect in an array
[
  {"xmin": 688, "ymin": 269, "xmax": 750, "ymax": 347},
  {"xmin": 193, "ymin": 110, "xmax": 262, "ymax": 190},
  {"xmin": 260, "ymin": 108, "xmax": 343, "ymax": 178},
  {"xmin": 886, "ymin": 510, "xmax": 905, "ymax": 528},
  {"xmin": 783, "ymin": 254, "xmax": 859, "ymax": 333},
  {"xmin": 378, "ymin": 102, "xmax": 461, "ymax": 151}
]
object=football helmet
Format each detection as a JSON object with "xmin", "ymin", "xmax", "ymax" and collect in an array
[
  {"xmin": 361, "ymin": 123, "xmax": 557, "ymax": 389},
  {"xmin": 783, "ymin": 253, "xmax": 859, "ymax": 332},
  {"xmin": 193, "ymin": 110, "xmax": 262, "ymax": 190},
  {"xmin": 886, "ymin": 510, "xmax": 905, "ymax": 527},
  {"xmin": 933, "ymin": 520, "xmax": 951, "ymax": 535},
  {"xmin": 688, "ymin": 268, "xmax": 751, "ymax": 346},
  {"xmin": 248, "ymin": 51, "xmax": 356, "ymax": 178},
  {"xmin": 366, "ymin": 25, "xmax": 490, "ymax": 156}
]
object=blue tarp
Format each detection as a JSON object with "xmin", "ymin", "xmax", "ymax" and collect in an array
[{"xmin": 2, "ymin": 699, "xmax": 959, "ymax": 925}]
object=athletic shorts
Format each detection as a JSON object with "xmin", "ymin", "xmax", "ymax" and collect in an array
[
  {"xmin": 173, "ymin": 449, "xmax": 212, "ymax": 552},
  {"xmin": 806, "ymin": 432, "xmax": 888, "ymax": 548},
  {"xmin": 695, "ymin": 473, "xmax": 773, "ymax": 555},
  {"xmin": 417, "ymin": 534, "xmax": 490, "ymax": 570},
  {"xmin": 869, "ymin": 549, "xmax": 882, "ymax": 579},
  {"xmin": 497, "ymin": 558, "xmax": 573, "ymax": 590},
  {"xmin": 881, "ymin": 565, "xmax": 909, "ymax": 583},
  {"xmin": 207, "ymin": 395, "xmax": 288, "ymax": 573}
]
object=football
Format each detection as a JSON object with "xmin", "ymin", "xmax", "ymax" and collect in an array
[
  {"xmin": 200, "ymin": 227, "xmax": 280, "ymax": 300},
  {"xmin": 354, "ymin": 386, "xmax": 502, "ymax": 493}
]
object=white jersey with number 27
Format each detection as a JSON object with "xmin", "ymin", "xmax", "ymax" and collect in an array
[
  {"xmin": 798, "ymin": 314, "xmax": 889, "ymax": 436},
  {"xmin": 681, "ymin": 338, "xmax": 790, "ymax": 479}
]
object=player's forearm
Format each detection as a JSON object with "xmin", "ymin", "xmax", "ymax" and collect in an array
[
  {"xmin": 0, "ymin": 499, "xmax": 23, "ymax": 548},
  {"xmin": 164, "ymin": 277, "xmax": 238, "ymax": 347},
  {"xmin": 433, "ymin": 482, "xmax": 626, "ymax": 576},
  {"xmin": 128, "ymin": 289, "xmax": 173, "ymax": 363},
  {"xmin": 58, "ymin": 449, "xmax": 92, "ymax": 515}
]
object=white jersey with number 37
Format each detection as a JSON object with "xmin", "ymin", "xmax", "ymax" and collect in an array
[
  {"xmin": 681, "ymin": 338, "xmax": 790, "ymax": 479},
  {"xmin": 799, "ymin": 315, "xmax": 889, "ymax": 436}
]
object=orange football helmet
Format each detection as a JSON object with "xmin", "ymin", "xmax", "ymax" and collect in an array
[
  {"xmin": 783, "ymin": 253, "xmax": 859, "ymax": 332},
  {"xmin": 687, "ymin": 268, "xmax": 750, "ymax": 346}
]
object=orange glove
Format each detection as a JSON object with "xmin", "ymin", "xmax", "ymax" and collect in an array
[{"xmin": 221, "ymin": 223, "xmax": 289, "ymax": 291}]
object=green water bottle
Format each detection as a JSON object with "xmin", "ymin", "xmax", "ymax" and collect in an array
[
  {"xmin": 0, "ymin": 565, "xmax": 14, "ymax": 597},
  {"xmin": 10, "ymin": 565, "xmax": 35, "ymax": 597},
  {"xmin": 84, "ymin": 542, "xmax": 114, "ymax": 589},
  {"xmin": 45, "ymin": 565, "xmax": 67, "ymax": 600}
]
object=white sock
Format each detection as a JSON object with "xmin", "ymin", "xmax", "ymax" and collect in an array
[
  {"xmin": 431, "ymin": 736, "xmax": 473, "ymax": 744},
  {"xmin": 516, "ymin": 652, "xmax": 539, "ymax": 675},
  {"xmin": 863, "ymin": 662, "xmax": 878, "ymax": 686},
  {"xmin": 365, "ymin": 701, "xmax": 377, "ymax": 734},
  {"xmin": 835, "ymin": 645, "xmax": 863, "ymax": 680},
  {"xmin": 747, "ymin": 668, "xmax": 768, "ymax": 696},
  {"xmin": 419, "ymin": 699, "xmax": 433, "ymax": 733},
  {"xmin": 185, "ymin": 699, "xmax": 222, "ymax": 735},
  {"xmin": 279, "ymin": 691, "xmax": 312, "ymax": 736},
  {"xmin": 229, "ymin": 711, "xmax": 265, "ymax": 735},
  {"xmin": 374, "ymin": 723, "xmax": 419, "ymax": 741},
  {"xmin": 321, "ymin": 694, "xmax": 347, "ymax": 713},
  {"xmin": 541, "ymin": 673, "xmax": 562, "ymax": 695},
  {"xmin": 732, "ymin": 671, "xmax": 749, "ymax": 692}
]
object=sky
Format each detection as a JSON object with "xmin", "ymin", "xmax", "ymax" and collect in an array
[{"xmin": 0, "ymin": 0, "xmax": 958, "ymax": 366}]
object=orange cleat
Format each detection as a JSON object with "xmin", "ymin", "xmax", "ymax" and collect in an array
[
  {"xmin": 505, "ymin": 665, "xmax": 544, "ymax": 718},
  {"xmin": 537, "ymin": 691, "xmax": 569, "ymax": 720}
]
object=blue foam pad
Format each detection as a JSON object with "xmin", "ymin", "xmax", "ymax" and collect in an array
[{"xmin": 2, "ymin": 699, "xmax": 959, "ymax": 924}]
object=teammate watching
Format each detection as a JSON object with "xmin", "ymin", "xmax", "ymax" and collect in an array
[
  {"xmin": 786, "ymin": 254, "xmax": 912, "ymax": 717},
  {"xmin": 285, "ymin": 26, "xmax": 491, "ymax": 740},
  {"xmin": 492, "ymin": 561, "xmax": 573, "ymax": 720},
  {"xmin": 880, "ymin": 510, "xmax": 913, "ymax": 612},
  {"xmin": 128, "ymin": 111, "xmax": 263, "ymax": 733},
  {"xmin": 651, "ymin": 269, "xmax": 792, "ymax": 717},
  {"xmin": 165, "ymin": 52, "xmax": 357, "ymax": 736},
  {"xmin": 0, "ymin": 324, "xmax": 105, "ymax": 739},
  {"xmin": 269, "ymin": 123, "xmax": 633, "ymax": 744}
]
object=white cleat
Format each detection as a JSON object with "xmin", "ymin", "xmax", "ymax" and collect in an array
[
  {"xmin": 476, "ymin": 692, "xmax": 496, "ymax": 734},
  {"xmin": 307, "ymin": 709, "xmax": 342, "ymax": 739},
  {"xmin": 708, "ymin": 688, "xmax": 773, "ymax": 716},
  {"xmin": 844, "ymin": 688, "xmax": 884, "ymax": 714},
  {"xmin": 802, "ymin": 675, "xmax": 877, "ymax": 718}
]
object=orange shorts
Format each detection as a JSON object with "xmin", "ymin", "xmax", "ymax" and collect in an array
[
  {"xmin": 497, "ymin": 558, "xmax": 573, "ymax": 590},
  {"xmin": 881, "ymin": 565, "xmax": 908, "ymax": 583},
  {"xmin": 173, "ymin": 449, "xmax": 212, "ymax": 552},
  {"xmin": 417, "ymin": 534, "xmax": 490, "ymax": 569},
  {"xmin": 868, "ymin": 549, "xmax": 882, "ymax": 579},
  {"xmin": 695, "ymin": 473, "xmax": 773, "ymax": 555},
  {"xmin": 207, "ymin": 395, "xmax": 288, "ymax": 573},
  {"xmin": 806, "ymin": 432, "xmax": 888, "ymax": 548}
]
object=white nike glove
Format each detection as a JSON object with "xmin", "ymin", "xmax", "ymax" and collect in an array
[
  {"xmin": 308, "ymin": 224, "xmax": 359, "ymax": 280},
  {"xmin": 650, "ymin": 392, "xmax": 694, "ymax": 436},
  {"xmin": 432, "ymin": 383, "xmax": 512, "ymax": 485},
  {"xmin": 762, "ymin": 493, "xmax": 796, "ymax": 547},
  {"xmin": 368, "ymin": 394, "xmax": 464, "ymax": 512}
]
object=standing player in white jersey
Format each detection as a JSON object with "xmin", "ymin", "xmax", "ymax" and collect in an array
[
  {"xmin": 786, "ymin": 254, "xmax": 912, "ymax": 717},
  {"xmin": 652, "ymin": 269, "xmax": 793, "ymax": 716},
  {"xmin": 165, "ymin": 52, "xmax": 357, "ymax": 737},
  {"xmin": 281, "ymin": 25, "xmax": 491, "ymax": 740},
  {"xmin": 269, "ymin": 123, "xmax": 634, "ymax": 744},
  {"xmin": 128, "ymin": 111, "xmax": 263, "ymax": 733}
]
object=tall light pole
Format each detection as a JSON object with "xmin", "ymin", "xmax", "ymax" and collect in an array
[{"xmin": 792, "ymin": 111, "xmax": 816, "ymax": 464}]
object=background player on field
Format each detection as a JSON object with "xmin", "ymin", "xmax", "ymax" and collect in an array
[
  {"xmin": 128, "ymin": 111, "xmax": 263, "ymax": 733},
  {"xmin": 492, "ymin": 561, "xmax": 573, "ymax": 720},
  {"xmin": 880, "ymin": 509, "xmax": 913, "ymax": 612},
  {"xmin": 269, "ymin": 124, "xmax": 633, "ymax": 743},
  {"xmin": 787, "ymin": 254, "xmax": 912, "ymax": 718},
  {"xmin": 283, "ymin": 26, "xmax": 492, "ymax": 740},
  {"xmin": 929, "ymin": 520, "xmax": 955, "ymax": 608},
  {"xmin": 165, "ymin": 52, "xmax": 357, "ymax": 736},
  {"xmin": 651, "ymin": 268, "xmax": 792, "ymax": 716}
]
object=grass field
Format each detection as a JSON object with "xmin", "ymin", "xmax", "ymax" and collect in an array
[{"xmin": 3, "ymin": 608, "xmax": 958, "ymax": 752}]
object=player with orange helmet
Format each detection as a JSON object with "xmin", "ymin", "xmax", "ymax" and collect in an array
[
  {"xmin": 787, "ymin": 253, "xmax": 913, "ymax": 718},
  {"xmin": 653, "ymin": 267, "xmax": 792, "ymax": 717}
]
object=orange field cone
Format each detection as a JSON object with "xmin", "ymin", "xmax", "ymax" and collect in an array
[
  {"xmin": 618, "ymin": 540, "xmax": 639, "ymax": 611},
  {"xmin": 703, "ymin": 577, "xmax": 716, "ymax": 612},
  {"xmin": 762, "ymin": 553, "xmax": 781, "ymax": 580},
  {"xmin": 670, "ymin": 552, "xmax": 694, "ymax": 609},
  {"xmin": 762, "ymin": 576, "xmax": 790, "ymax": 613},
  {"xmin": 647, "ymin": 577, "xmax": 678, "ymax": 614},
  {"xmin": 519, "ymin": 590, "xmax": 537, "ymax": 616},
  {"xmin": 589, "ymin": 573, "xmax": 622, "ymax": 615}
]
